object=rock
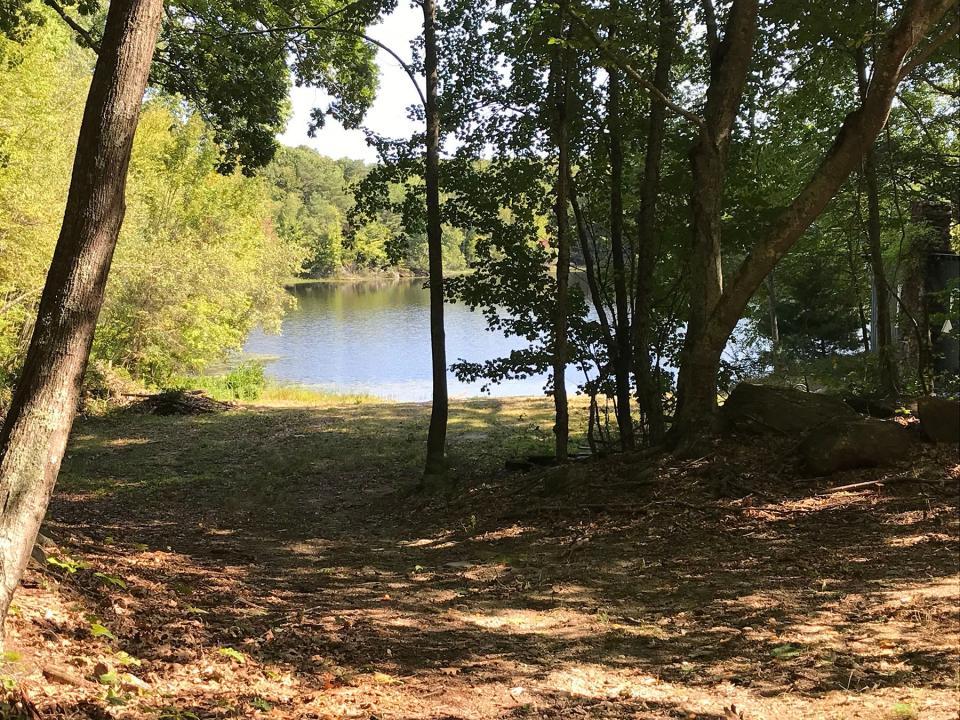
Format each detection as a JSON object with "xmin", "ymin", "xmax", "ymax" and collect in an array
[
  {"xmin": 800, "ymin": 419, "xmax": 915, "ymax": 475},
  {"xmin": 722, "ymin": 383, "xmax": 859, "ymax": 435},
  {"xmin": 842, "ymin": 394, "xmax": 897, "ymax": 418},
  {"xmin": 917, "ymin": 396, "xmax": 959, "ymax": 443}
]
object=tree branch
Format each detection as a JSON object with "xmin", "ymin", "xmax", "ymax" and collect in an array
[
  {"xmin": 213, "ymin": 24, "xmax": 427, "ymax": 109},
  {"xmin": 897, "ymin": 13, "xmax": 959, "ymax": 82},
  {"xmin": 0, "ymin": 288, "xmax": 42, "ymax": 316},
  {"xmin": 43, "ymin": 0, "xmax": 100, "ymax": 53},
  {"xmin": 700, "ymin": 0, "xmax": 719, "ymax": 54},
  {"xmin": 709, "ymin": 0, "xmax": 958, "ymax": 348},
  {"xmin": 568, "ymin": 9, "xmax": 705, "ymax": 130}
]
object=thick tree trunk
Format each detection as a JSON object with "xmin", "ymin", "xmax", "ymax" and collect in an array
[
  {"xmin": 0, "ymin": 0, "xmax": 163, "ymax": 632},
  {"xmin": 606, "ymin": 0, "xmax": 634, "ymax": 450},
  {"xmin": 674, "ymin": 0, "xmax": 759, "ymax": 435},
  {"xmin": 422, "ymin": 0, "xmax": 448, "ymax": 477},
  {"xmin": 674, "ymin": 0, "xmax": 953, "ymax": 437},
  {"xmin": 856, "ymin": 48, "xmax": 899, "ymax": 396},
  {"xmin": 550, "ymin": 1, "xmax": 572, "ymax": 462},
  {"xmin": 631, "ymin": 0, "xmax": 675, "ymax": 444}
]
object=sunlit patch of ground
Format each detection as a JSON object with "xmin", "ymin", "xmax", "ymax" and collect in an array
[{"xmin": 2, "ymin": 398, "xmax": 957, "ymax": 719}]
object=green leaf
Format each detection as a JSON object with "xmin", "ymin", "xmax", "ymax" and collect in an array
[
  {"xmin": 217, "ymin": 647, "xmax": 246, "ymax": 664},
  {"xmin": 47, "ymin": 555, "xmax": 84, "ymax": 573},
  {"xmin": 250, "ymin": 697, "xmax": 272, "ymax": 712},
  {"xmin": 771, "ymin": 643, "xmax": 804, "ymax": 659},
  {"xmin": 90, "ymin": 622, "xmax": 116, "ymax": 640},
  {"xmin": 113, "ymin": 650, "xmax": 141, "ymax": 667},
  {"xmin": 98, "ymin": 670, "xmax": 120, "ymax": 686},
  {"xmin": 94, "ymin": 572, "xmax": 128, "ymax": 590}
]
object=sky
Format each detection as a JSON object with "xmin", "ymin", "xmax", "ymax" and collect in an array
[{"xmin": 277, "ymin": 4, "xmax": 424, "ymax": 163}]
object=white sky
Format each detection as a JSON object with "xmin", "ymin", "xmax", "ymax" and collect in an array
[{"xmin": 278, "ymin": 3, "xmax": 424, "ymax": 162}]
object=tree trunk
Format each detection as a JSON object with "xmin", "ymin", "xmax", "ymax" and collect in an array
[
  {"xmin": 631, "ymin": 0, "xmax": 675, "ymax": 444},
  {"xmin": 550, "ymin": 1, "xmax": 572, "ymax": 462},
  {"xmin": 856, "ymin": 48, "xmax": 899, "ymax": 397},
  {"xmin": 570, "ymin": 185, "xmax": 615, "ymax": 348},
  {"xmin": 0, "ymin": 0, "xmax": 163, "ymax": 632},
  {"xmin": 674, "ymin": 0, "xmax": 759, "ymax": 435},
  {"xmin": 765, "ymin": 271, "xmax": 781, "ymax": 370},
  {"xmin": 422, "ymin": 0, "xmax": 448, "ymax": 477},
  {"xmin": 606, "ymin": 0, "xmax": 634, "ymax": 450}
]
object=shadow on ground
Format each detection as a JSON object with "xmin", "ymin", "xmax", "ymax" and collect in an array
[{"xmin": 15, "ymin": 399, "xmax": 959, "ymax": 719}]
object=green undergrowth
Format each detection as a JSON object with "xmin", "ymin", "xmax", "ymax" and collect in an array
[{"xmin": 171, "ymin": 362, "xmax": 376, "ymax": 405}]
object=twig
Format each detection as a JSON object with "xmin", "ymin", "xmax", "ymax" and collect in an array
[
  {"xmin": 818, "ymin": 475, "xmax": 949, "ymax": 495},
  {"xmin": 568, "ymin": 10, "xmax": 706, "ymax": 131}
]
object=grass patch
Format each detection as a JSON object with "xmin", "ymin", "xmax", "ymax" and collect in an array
[
  {"xmin": 58, "ymin": 396, "xmax": 588, "ymax": 502},
  {"xmin": 255, "ymin": 384, "xmax": 376, "ymax": 406},
  {"xmin": 174, "ymin": 362, "xmax": 375, "ymax": 405}
]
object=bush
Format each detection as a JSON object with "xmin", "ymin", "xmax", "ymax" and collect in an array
[
  {"xmin": 224, "ymin": 362, "xmax": 266, "ymax": 401},
  {"xmin": 180, "ymin": 361, "xmax": 266, "ymax": 402}
]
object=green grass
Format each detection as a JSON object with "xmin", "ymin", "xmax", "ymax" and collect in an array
[
  {"xmin": 59, "ymin": 395, "xmax": 590, "ymax": 504},
  {"xmin": 174, "ymin": 362, "xmax": 377, "ymax": 406},
  {"xmin": 255, "ymin": 384, "xmax": 376, "ymax": 405}
]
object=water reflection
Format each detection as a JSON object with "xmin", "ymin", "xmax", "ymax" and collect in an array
[{"xmin": 243, "ymin": 279, "xmax": 551, "ymax": 401}]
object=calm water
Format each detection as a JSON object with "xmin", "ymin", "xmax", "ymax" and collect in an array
[{"xmin": 243, "ymin": 279, "xmax": 551, "ymax": 401}]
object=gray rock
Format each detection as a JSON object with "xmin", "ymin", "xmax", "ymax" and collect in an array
[
  {"xmin": 917, "ymin": 396, "xmax": 959, "ymax": 444},
  {"xmin": 800, "ymin": 419, "xmax": 915, "ymax": 475},
  {"xmin": 722, "ymin": 383, "xmax": 859, "ymax": 435}
]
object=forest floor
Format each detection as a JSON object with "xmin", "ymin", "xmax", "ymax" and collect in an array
[{"xmin": 3, "ymin": 396, "xmax": 958, "ymax": 720}]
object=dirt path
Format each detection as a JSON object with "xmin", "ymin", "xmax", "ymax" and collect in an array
[{"xmin": 4, "ymin": 400, "xmax": 959, "ymax": 719}]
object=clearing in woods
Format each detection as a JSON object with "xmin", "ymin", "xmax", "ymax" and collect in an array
[{"xmin": 5, "ymin": 397, "xmax": 959, "ymax": 719}]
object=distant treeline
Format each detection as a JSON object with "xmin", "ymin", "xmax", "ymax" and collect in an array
[{"xmin": 267, "ymin": 145, "xmax": 479, "ymax": 278}]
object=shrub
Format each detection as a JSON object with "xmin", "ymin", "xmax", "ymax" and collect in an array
[{"xmin": 224, "ymin": 362, "xmax": 266, "ymax": 401}]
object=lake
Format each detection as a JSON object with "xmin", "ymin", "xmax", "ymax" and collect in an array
[{"xmin": 243, "ymin": 279, "xmax": 552, "ymax": 401}]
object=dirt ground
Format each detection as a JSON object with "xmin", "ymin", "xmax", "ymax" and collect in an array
[{"xmin": 3, "ymin": 398, "xmax": 958, "ymax": 719}]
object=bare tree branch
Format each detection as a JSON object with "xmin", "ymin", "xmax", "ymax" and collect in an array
[{"xmin": 211, "ymin": 24, "xmax": 427, "ymax": 109}]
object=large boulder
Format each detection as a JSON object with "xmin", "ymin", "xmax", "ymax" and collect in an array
[
  {"xmin": 800, "ymin": 419, "xmax": 915, "ymax": 475},
  {"xmin": 721, "ymin": 383, "xmax": 859, "ymax": 435},
  {"xmin": 917, "ymin": 396, "xmax": 959, "ymax": 444}
]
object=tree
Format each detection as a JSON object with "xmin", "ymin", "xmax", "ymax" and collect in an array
[
  {"xmin": 604, "ymin": 0, "xmax": 634, "ymax": 449},
  {"xmin": 670, "ymin": 0, "xmax": 957, "ymax": 437},
  {"xmin": 549, "ymin": 0, "xmax": 573, "ymax": 461},
  {"xmin": 423, "ymin": 0, "xmax": 449, "ymax": 476},
  {"xmin": 0, "ymin": 0, "xmax": 164, "ymax": 630},
  {"xmin": 631, "ymin": 0, "xmax": 676, "ymax": 444},
  {"xmin": 0, "ymin": 0, "xmax": 384, "ymax": 633}
]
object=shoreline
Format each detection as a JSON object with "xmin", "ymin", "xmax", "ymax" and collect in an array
[{"xmin": 283, "ymin": 268, "xmax": 474, "ymax": 288}]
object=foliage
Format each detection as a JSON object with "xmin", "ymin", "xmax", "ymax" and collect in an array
[
  {"xmin": 182, "ymin": 361, "xmax": 267, "ymax": 401},
  {"xmin": 0, "ymin": 19, "xmax": 304, "ymax": 389}
]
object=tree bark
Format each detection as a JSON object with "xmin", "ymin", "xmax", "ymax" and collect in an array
[
  {"xmin": 606, "ymin": 0, "xmax": 634, "ymax": 449},
  {"xmin": 631, "ymin": 0, "xmax": 675, "ymax": 444},
  {"xmin": 856, "ymin": 47, "xmax": 899, "ymax": 397},
  {"xmin": 673, "ymin": 0, "xmax": 955, "ymax": 436},
  {"xmin": 765, "ymin": 271, "xmax": 781, "ymax": 370},
  {"xmin": 674, "ymin": 0, "xmax": 759, "ymax": 435},
  {"xmin": 0, "ymin": 0, "xmax": 163, "ymax": 632},
  {"xmin": 550, "ymin": 0, "xmax": 572, "ymax": 462},
  {"xmin": 422, "ymin": 0, "xmax": 449, "ymax": 476}
]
